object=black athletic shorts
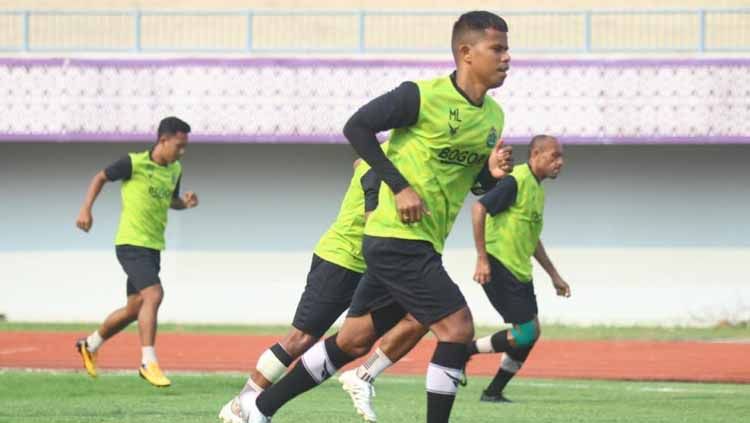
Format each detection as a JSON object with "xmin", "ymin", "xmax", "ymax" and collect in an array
[
  {"xmin": 115, "ymin": 245, "xmax": 161, "ymax": 296},
  {"xmin": 291, "ymin": 254, "xmax": 362, "ymax": 338},
  {"xmin": 347, "ymin": 236, "xmax": 467, "ymax": 327},
  {"xmin": 483, "ymin": 254, "xmax": 538, "ymax": 324}
]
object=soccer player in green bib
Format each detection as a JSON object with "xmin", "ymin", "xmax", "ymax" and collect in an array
[
  {"xmin": 219, "ymin": 157, "xmax": 430, "ymax": 423},
  {"xmin": 74, "ymin": 117, "xmax": 198, "ymax": 387},
  {"xmin": 240, "ymin": 11, "xmax": 513, "ymax": 423},
  {"xmin": 468, "ymin": 135, "xmax": 571, "ymax": 403}
]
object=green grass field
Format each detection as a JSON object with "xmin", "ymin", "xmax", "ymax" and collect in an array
[
  {"xmin": 0, "ymin": 371, "xmax": 747, "ymax": 423},
  {"xmin": 2, "ymin": 321, "xmax": 749, "ymax": 341}
]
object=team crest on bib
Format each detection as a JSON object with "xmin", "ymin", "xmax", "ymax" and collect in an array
[{"xmin": 486, "ymin": 127, "xmax": 497, "ymax": 147}]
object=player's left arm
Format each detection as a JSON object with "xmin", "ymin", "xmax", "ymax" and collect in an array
[
  {"xmin": 360, "ymin": 168, "xmax": 381, "ymax": 221},
  {"xmin": 533, "ymin": 240, "xmax": 571, "ymax": 297},
  {"xmin": 170, "ymin": 176, "xmax": 199, "ymax": 210}
]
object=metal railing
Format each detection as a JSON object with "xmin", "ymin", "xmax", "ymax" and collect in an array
[{"xmin": 0, "ymin": 8, "xmax": 748, "ymax": 53}]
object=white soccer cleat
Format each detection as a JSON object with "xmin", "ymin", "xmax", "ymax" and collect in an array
[
  {"xmin": 339, "ymin": 369, "xmax": 377, "ymax": 422},
  {"xmin": 238, "ymin": 387, "xmax": 272, "ymax": 423},
  {"xmin": 218, "ymin": 396, "xmax": 244, "ymax": 423}
]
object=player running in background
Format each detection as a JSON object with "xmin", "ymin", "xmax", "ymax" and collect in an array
[
  {"xmin": 468, "ymin": 135, "xmax": 571, "ymax": 402},
  {"xmin": 74, "ymin": 116, "xmax": 198, "ymax": 387}
]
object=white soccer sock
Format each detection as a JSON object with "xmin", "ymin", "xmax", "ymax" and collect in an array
[
  {"xmin": 426, "ymin": 363, "xmax": 462, "ymax": 396},
  {"xmin": 86, "ymin": 331, "xmax": 104, "ymax": 353},
  {"xmin": 242, "ymin": 377, "xmax": 264, "ymax": 393},
  {"xmin": 301, "ymin": 340, "xmax": 336, "ymax": 384},
  {"xmin": 500, "ymin": 353, "xmax": 523, "ymax": 373},
  {"xmin": 475, "ymin": 335, "xmax": 495, "ymax": 354},
  {"xmin": 141, "ymin": 346, "xmax": 158, "ymax": 365},
  {"xmin": 355, "ymin": 348, "xmax": 393, "ymax": 383},
  {"xmin": 256, "ymin": 347, "xmax": 289, "ymax": 384}
]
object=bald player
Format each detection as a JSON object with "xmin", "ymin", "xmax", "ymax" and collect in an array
[{"xmin": 468, "ymin": 134, "xmax": 571, "ymax": 403}]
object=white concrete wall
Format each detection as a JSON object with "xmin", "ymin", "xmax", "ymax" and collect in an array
[{"xmin": 1, "ymin": 143, "xmax": 749, "ymax": 325}]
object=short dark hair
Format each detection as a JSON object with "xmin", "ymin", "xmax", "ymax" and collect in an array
[
  {"xmin": 452, "ymin": 11, "xmax": 508, "ymax": 56},
  {"xmin": 157, "ymin": 116, "xmax": 191, "ymax": 139}
]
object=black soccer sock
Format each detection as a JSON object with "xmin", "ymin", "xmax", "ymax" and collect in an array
[
  {"xmin": 426, "ymin": 342, "xmax": 469, "ymax": 423},
  {"xmin": 270, "ymin": 342, "xmax": 294, "ymax": 367},
  {"xmin": 467, "ymin": 340, "xmax": 479, "ymax": 356},
  {"xmin": 490, "ymin": 330, "xmax": 512, "ymax": 352},
  {"xmin": 485, "ymin": 368, "xmax": 515, "ymax": 395},
  {"xmin": 485, "ymin": 342, "xmax": 535, "ymax": 395},
  {"xmin": 470, "ymin": 329, "xmax": 513, "ymax": 356},
  {"xmin": 323, "ymin": 334, "xmax": 357, "ymax": 368},
  {"xmin": 255, "ymin": 359, "xmax": 315, "ymax": 416},
  {"xmin": 256, "ymin": 335, "xmax": 355, "ymax": 417}
]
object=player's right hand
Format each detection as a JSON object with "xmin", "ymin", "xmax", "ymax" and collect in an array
[
  {"xmin": 473, "ymin": 255, "xmax": 491, "ymax": 285},
  {"xmin": 76, "ymin": 209, "xmax": 93, "ymax": 232},
  {"xmin": 394, "ymin": 187, "xmax": 430, "ymax": 224},
  {"xmin": 489, "ymin": 139, "xmax": 514, "ymax": 179},
  {"xmin": 552, "ymin": 277, "xmax": 572, "ymax": 298}
]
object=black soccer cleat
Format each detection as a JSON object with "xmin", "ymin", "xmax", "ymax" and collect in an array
[{"xmin": 480, "ymin": 391, "xmax": 513, "ymax": 403}]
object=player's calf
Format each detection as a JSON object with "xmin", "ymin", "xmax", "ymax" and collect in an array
[
  {"xmin": 250, "ymin": 342, "xmax": 295, "ymax": 390},
  {"xmin": 426, "ymin": 342, "xmax": 470, "ymax": 423},
  {"xmin": 254, "ymin": 334, "xmax": 358, "ymax": 419}
]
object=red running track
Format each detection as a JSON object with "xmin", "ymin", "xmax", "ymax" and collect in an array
[{"xmin": 1, "ymin": 332, "xmax": 748, "ymax": 383}]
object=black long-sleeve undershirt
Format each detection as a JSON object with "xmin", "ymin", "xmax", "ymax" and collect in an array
[{"xmin": 343, "ymin": 81, "xmax": 420, "ymax": 194}]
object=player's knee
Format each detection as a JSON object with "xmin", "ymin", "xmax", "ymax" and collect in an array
[
  {"xmin": 511, "ymin": 320, "xmax": 538, "ymax": 347},
  {"xmin": 126, "ymin": 296, "xmax": 144, "ymax": 317},
  {"xmin": 446, "ymin": 322, "xmax": 474, "ymax": 343},
  {"xmin": 126, "ymin": 307, "xmax": 140, "ymax": 320},
  {"xmin": 461, "ymin": 324, "xmax": 475, "ymax": 344},
  {"xmin": 336, "ymin": 330, "xmax": 374, "ymax": 358},
  {"xmin": 337, "ymin": 339, "xmax": 370, "ymax": 358},
  {"xmin": 433, "ymin": 308, "xmax": 474, "ymax": 343},
  {"xmin": 337, "ymin": 314, "xmax": 378, "ymax": 357},
  {"xmin": 406, "ymin": 319, "xmax": 429, "ymax": 338},
  {"xmin": 140, "ymin": 284, "xmax": 163, "ymax": 305},
  {"xmin": 282, "ymin": 330, "xmax": 318, "ymax": 357}
]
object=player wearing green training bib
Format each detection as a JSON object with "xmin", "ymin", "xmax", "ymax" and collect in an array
[
  {"xmin": 220, "ymin": 155, "xmax": 431, "ymax": 423},
  {"xmin": 239, "ymin": 12, "xmax": 515, "ymax": 423},
  {"xmin": 74, "ymin": 117, "xmax": 198, "ymax": 388},
  {"xmin": 312, "ymin": 161, "xmax": 373, "ymax": 274},
  {"xmin": 231, "ymin": 159, "xmax": 379, "ymax": 398},
  {"xmin": 364, "ymin": 75, "xmax": 505, "ymax": 254},
  {"xmin": 114, "ymin": 150, "xmax": 182, "ymax": 251},
  {"xmin": 468, "ymin": 135, "xmax": 572, "ymax": 403}
]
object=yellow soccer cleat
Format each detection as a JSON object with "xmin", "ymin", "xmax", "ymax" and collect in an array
[
  {"xmin": 139, "ymin": 362, "xmax": 171, "ymax": 387},
  {"xmin": 75, "ymin": 339, "xmax": 98, "ymax": 378}
]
